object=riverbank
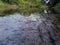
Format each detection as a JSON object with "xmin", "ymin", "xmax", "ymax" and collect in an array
[{"xmin": 0, "ymin": 0, "xmax": 47, "ymax": 15}]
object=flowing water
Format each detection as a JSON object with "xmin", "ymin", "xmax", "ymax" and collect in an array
[{"xmin": 0, "ymin": 13, "xmax": 60, "ymax": 45}]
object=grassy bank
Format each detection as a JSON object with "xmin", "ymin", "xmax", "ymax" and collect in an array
[{"xmin": 0, "ymin": 0, "xmax": 47, "ymax": 15}]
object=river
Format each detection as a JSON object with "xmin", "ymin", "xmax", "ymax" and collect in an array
[{"xmin": 0, "ymin": 13, "xmax": 60, "ymax": 45}]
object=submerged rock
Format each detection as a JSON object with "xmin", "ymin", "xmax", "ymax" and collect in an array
[{"xmin": 0, "ymin": 13, "xmax": 60, "ymax": 45}]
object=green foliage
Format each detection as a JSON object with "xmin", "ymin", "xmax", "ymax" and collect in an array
[
  {"xmin": 1, "ymin": 0, "xmax": 18, "ymax": 4},
  {"xmin": 17, "ymin": 0, "xmax": 47, "ymax": 13},
  {"xmin": 0, "ymin": 0, "xmax": 8, "ymax": 14},
  {"xmin": 0, "ymin": 0, "xmax": 47, "ymax": 14},
  {"xmin": 55, "ymin": 3, "xmax": 60, "ymax": 13}
]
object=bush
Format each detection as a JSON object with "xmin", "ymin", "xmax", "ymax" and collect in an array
[
  {"xmin": 55, "ymin": 3, "xmax": 60, "ymax": 13},
  {"xmin": 0, "ymin": 0, "xmax": 8, "ymax": 14},
  {"xmin": 0, "ymin": 0, "xmax": 47, "ymax": 14}
]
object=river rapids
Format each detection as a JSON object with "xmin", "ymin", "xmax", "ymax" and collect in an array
[{"xmin": 0, "ymin": 13, "xmax": 60, "ymax": 45}]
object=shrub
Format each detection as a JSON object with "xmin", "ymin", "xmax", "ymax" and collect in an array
[
  {"xmin": 55, "ymin": 3, "xmax": 60, "ymax": 13},
  {"xmin": 0, "ymin": 0, "xmax": 8, "ymax": 14},
  {"xmin": 0, "ymin": 0, "xmax": 47, "ymax": 14}
]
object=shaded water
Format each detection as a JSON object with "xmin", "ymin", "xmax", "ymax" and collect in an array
[{"xmin": 0, "ymin": 13, "xmax": 60, "ymax": 45}]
